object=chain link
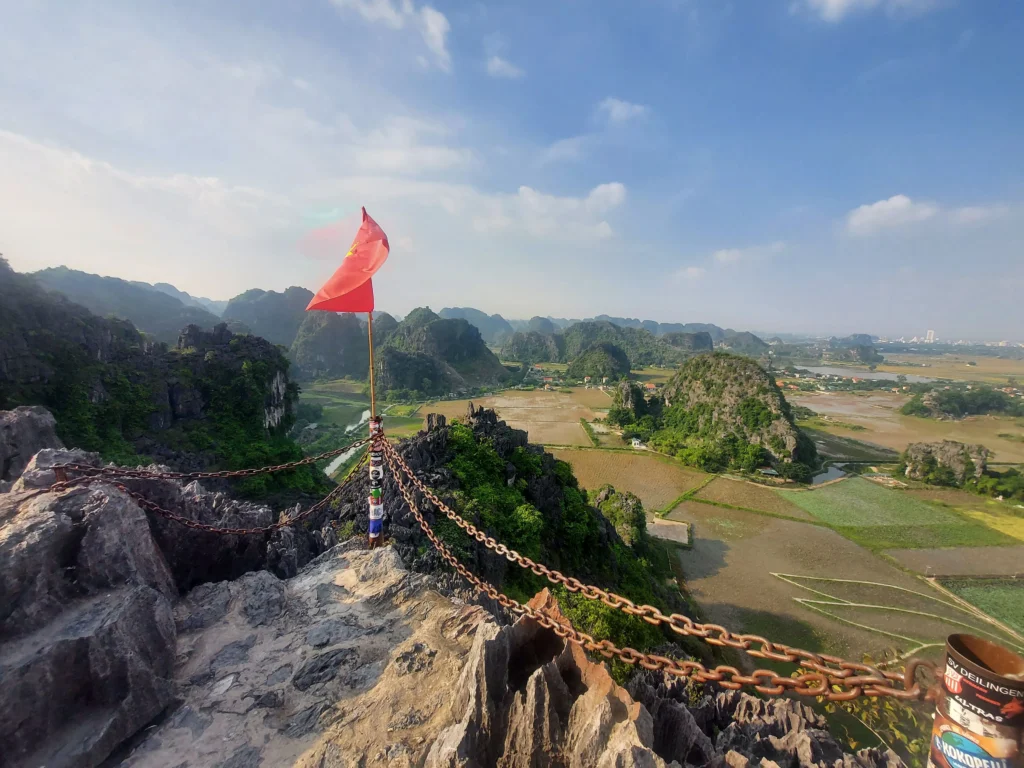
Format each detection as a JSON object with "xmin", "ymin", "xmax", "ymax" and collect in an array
[
  {"xmin": 48, "ymin": 450, "xmax": 370, "ymax": 536},
  {"xmin": 50, "ymin": 436, "xmax": 371, "ymax": 484},
  {"xmin": 381, "ymin": 439, "xmax": 935, "ymax": 702}
]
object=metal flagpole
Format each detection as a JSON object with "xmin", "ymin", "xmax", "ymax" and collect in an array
[
  {"xmin": 366, "ymin": 311, "xmax": 385, "ymax": 549},
  {"xmin": 367, "ymin": 312, "xmax": 377, "ymax": 419}
]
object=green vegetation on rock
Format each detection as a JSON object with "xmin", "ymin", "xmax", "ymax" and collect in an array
[
  {"xmin": 902, "ymin": 386, "xmax": 1024, "ymax": 419},
  {"xmin": 610, "ymin": 353, "xmax": 817, "ymax": 478},
  {"xmin": 438, "ymin": 419, "xmax": 694, "ymax": 677},
  {"xmin": 1, "ymin": 259, "xmax": 326, "ymax": 500}
]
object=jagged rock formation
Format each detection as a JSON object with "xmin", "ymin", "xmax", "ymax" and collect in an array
[
  {"xmin": 663, "ymin": 331, "xmax": 714, "ymax": 353},
  {"xmin": 427, "ymin": 591, "xmax": 902, "ymax": 768},
  {"xmin": 222, "ymin": 286, "xmax": 315, "ymax": 347},
  {"xmin": 903, "ymin": 440, "xmax": 989, "ymax": 485},
  {"xmin": 0, "ymin": 428, "xmax": 903, "ymax": 767},
  {"xmin": 565, "ymin": 342, "xmax": 631, "ymax": 380},
  {"xmin": 440, "ymin": 307, "xmax": 515, "ymax": 345},
  {"xmin": 32, "ymin": 266, "xmax": 223, "ymax": 344}
]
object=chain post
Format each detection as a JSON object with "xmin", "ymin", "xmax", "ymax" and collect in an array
[{"xmin": 367, "ymin": 417, "xmax": 385, "ymax": 548}]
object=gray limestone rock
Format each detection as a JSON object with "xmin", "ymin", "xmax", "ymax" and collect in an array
[
  {"xmin": 292, "ymin": 647, "xmax": 359, "ymax": 691},
  {"xmin": 0, "ymin": 406, "xmax": 63, "ymax": 483},
  {"xmin": 239, "ymin": 570, "xmax": 286, "ymax": 626},
  {"xmin": 0, "ymin": 586, "xmax": 175, "ymax": 768}
]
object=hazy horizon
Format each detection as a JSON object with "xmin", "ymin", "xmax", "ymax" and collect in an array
[{"xmin": 2, "ymin": 1, "xmax": 1022, "ymax": 339}]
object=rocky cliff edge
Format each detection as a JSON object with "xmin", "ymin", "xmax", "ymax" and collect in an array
[{"xmin": 0, "ymin": 408, "xmax": 903, "ymax": 768}]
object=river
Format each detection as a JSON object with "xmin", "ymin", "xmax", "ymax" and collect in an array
[
  {"xmin": 324, "ymin": 409, "xmax": 371, "ymax": 476},
  {"xmin": 800, "ymin": 366, "xmax": 934, "ymax": 383}
]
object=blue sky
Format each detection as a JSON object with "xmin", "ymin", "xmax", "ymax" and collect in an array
[{"xmin": 1, "ymin": 0, "xmax": 1021, "ymax": 339}]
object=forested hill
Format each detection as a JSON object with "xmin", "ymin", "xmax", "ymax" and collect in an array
[
  {"xmin": 501, "ymin": 321, "xmax": 685, "ymax": 367},
  {"xmin": 289, "ymin": 311, "xmax": 383, "ymax": 380},
  {"xmin": 0, "ymin": 259, "xmax": 323, "ymax": 498},
  {"xmin": 438, "ymin": 307, "xmax": 514, "ymax": 344},
  {"xmin": 610, "ymin": 352, "xmax": 817, "ymax": 479},
  {"xmin": 377, "ymin": 307, "xmax": 510, "ymax": 397},
  {"xmin": 32, "ymin": 267, "xmax": 226, "ymax": 344},
  {"xmin": 222, "ymin": 286, "xmax": 314, "ymax": 347}
]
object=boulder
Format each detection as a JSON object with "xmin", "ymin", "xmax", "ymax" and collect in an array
[
  {"xmin": 0, "ymin": 586, "xmax": 175, "ymax": 768},
  {"xmin": 0, "ymin": 406, "xmax": 63, "ymax": 483}
]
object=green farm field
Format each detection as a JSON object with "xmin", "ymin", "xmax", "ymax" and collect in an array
[
  {"xmin": 668, "ymin": 502, "xmax": 1024, "ymax": 663},
  {"xmin": 778, "ymin": 478, "xmax": 1019, "ymax": 551},
  {"xmin": 940, "ymin": 579, "xmax": 1024, "ymax": 635}
]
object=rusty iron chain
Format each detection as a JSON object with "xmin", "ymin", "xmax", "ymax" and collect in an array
[
  {"xmin": 50, "ymin": 436, "xmax": 371, "ymax": 484},
  {"xmin": 381, "ymin": 439, "xmax": 934, "ymax": 701},
  {"xmin": 47, "ymin": 450, "xmax": 370, "ymax": 536}
]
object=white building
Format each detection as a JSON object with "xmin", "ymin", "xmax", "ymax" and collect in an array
[{"xmin": 925, "ymin": 329, "xmax": 936, "ymax": 343}]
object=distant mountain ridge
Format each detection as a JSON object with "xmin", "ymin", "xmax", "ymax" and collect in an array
[
  {"xmin": 33, "ymin": 267, "xmax": 225, "ymax": 344},
  {"xmin": 438, "ymin": 307, "xmax": 514, "ymax": 344},
  {"xmin": 501, "ymin": 321, "xmax": 686, "ymax": 367},
  {"xmin": 222, "ymin": 286, "xmax": 314, "ymax": 347},
  {"xmin": 147, "ymin": 282, "xmax": 228, "ymax": 315}
]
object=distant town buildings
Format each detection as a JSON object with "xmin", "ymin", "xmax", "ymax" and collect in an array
[{"xmin": 925, "ymin": 329, "xmax": 936, "ymax": 344}]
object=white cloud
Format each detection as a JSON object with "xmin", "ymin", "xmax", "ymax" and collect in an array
[
  {"xmin": 331, "ymin": 0, "xmax": 451, "ymax": 71},
  {"xmin": 471, "ymin": 182, "xmax": 627, "ymax": 241},
  {"xmin": 951, "ymin": 204, "xmax": 1009, "ymax": 226},
  {"xmin": 331, "ymin": 0, "xmax": 407, "ymax": 27},
  {"xmin": 419, "ymin": 7, "xmax": 451, "ymax": 73},
  {"xmin": 598, "ymin": 97, "xmax": 649, "ymax": 123},
  {"xmin": 846, "ymin": 194, "xmax": 938, "ymax": 235},
  {"xmin": 486, "ymin": 55, "xmax": 524, "ymax": 79},
  {"xmin": 800, "ymin": 0, "xmax": 941, "ymax": 22},
  {"xmin": 846, "ymin": 196, "xmax": 1016, "ymax": 236},
  {"xmin": 677, "ymin": 266, "xmax": 707, "ymax": 280},
  {"xmin": 586, "ymin": 182, "xmax": 627, "ymax": 214},
  {"xmin": 712, "ymin": 241, "xmax": 785, "ymax": 263},
  {"xmin": 539, "ymin": 135, "xmax": 591, "ymax": 165}
]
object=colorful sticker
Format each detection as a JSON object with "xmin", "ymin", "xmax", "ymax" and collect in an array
[{"xmin": 929, "ymin": 709, "xmax": 1020, "ymax": 768}]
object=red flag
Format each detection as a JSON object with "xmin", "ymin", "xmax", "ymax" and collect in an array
[{"xmin": 306, "ymin": 207, "xmax": 389, "ymax": 312}]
